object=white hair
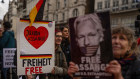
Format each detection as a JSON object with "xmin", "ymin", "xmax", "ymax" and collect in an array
[{"xmin": 74, "ymin": 13, "xmax": 104, "ymax": 42}]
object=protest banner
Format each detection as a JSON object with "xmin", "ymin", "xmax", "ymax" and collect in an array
[
  {"xmin": 3, "ymin": 48, "xmax": 16, "ymax": 68},
  {"xmin": 17, "ymin": 18, "xmax": 55, "ymax": 75},
  {"xmin": 69, "ymin": 12, "xmax": 113, "ymax": 79}
]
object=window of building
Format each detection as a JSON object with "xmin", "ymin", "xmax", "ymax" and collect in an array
[
  {"xmin": 131, "ymin": 5, "xmax": 136, "ymax": 8},
  {"xmin": 122, "ymin": 0, "xmax": 128, "ymax": 5},
  {"xmin": 132, "ymin": 0, "xmax": 135, "ymax": 3},
  {"xmin": 111, "ymin": 18, "xmax": 119, "ymax": 27},
  {"xmin": 137, "ymin": 0, "xmax": 140, "ymax": 2},
  {"xmin": 53, "ymin": 14, "xmax": 55, "ymax": 21},
  {"xmin": 132, "ymin": 0, "xmax": 138, "ymax": 3},
  {"xmin": 64, "ymin": 0, "xmax": 67, "ymax": 7},
  {"xmin": 121, "ymin": 6, "xmax": 128, "ymax": 10},
  {"xmin": 63, "ymin": 13, "xmax": 65, "ymax": 21},
  {"xmin": 73, "ymin": 9, "xmax": 79, "ymax": 17},
  {"xmin": 113, "ymin": 0, "xmax": 119, "ymax": 7},
  {"xmin": 130, "ymin": 16, "xmax": 135, "ymax": 27},
  {"xmin": 97, "ymin": 2, "xmax": 102, "ymax": 10},
  {"xmin": 58, "ymin": 2, "xmax": 60, "ymax": 8},
  {"xmin": 56, "ymin": 15, "xmax": 58, "ymax": 21},
  {"xmin": 105, "ymin": 0, "xmax": 110, "ymax": 8},
  {"xmin": 121, "ymin": 18, "xmax": 126, "ymax": 24},
  {"xmin": 74, "ymin": 0, "xmax": 78, "ymax": 4},
  {"xmin": 56, "ymin": 0, "xmax": 60, "ymax": 9},
  {"xmin": 47, "ymin": 3, "xmax": 49, "ymax": 10},
  {"xmin": 46, "ymin": 16, "xmax": 48, "ymax": 21},
  {"xmin": 112, "ymin": 8, "xmax": 119, "ymax": 12}
]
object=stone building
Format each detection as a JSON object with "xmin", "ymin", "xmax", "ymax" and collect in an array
[
  {"xmin": 43, "ymin": 0, "xmax": 87, "ymax": 28},
  {"xmin": 8, "ymin": 0, "xmax": 17, "ymax": 22},
  {"xmin": 17, "ymin": 0, "xmax": 39, "ymax": 19},
  {"xmin": 17, "ymin": 0, "xmax": 27, "ymax": 18},
  {"xmin": 94, "ymin": 0, "xmax": 139, "ymax": 29},
  {"xmin": 16, "ymin": 0, "xmax": 94, "ymax": 28}
]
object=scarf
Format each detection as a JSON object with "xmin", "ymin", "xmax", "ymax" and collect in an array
[{"xmin": 116, "ymin": 54, "xmax": 136, "ymax": 65}]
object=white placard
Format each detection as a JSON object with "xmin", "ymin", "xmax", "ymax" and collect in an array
[
  {"xmin": 3, "ymin": 48, "xmax": 16, "ymax": 68},
  {"xmin": 17, "ymin": 19, "xmax": 55, "ymax": 75}
]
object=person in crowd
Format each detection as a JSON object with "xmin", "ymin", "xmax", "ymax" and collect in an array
[
  {"xmin": 74, "ymin": 13, "xmax": 104, "ymax": 56},
  {"xmin": 0, "ymin": 22, "xmax": 16, "ymax": 79},
  {"xmin": 60, "ymin": 26, "xmax": 71, "ymax": 66},
  {"xmin": 40, "ymin": 29, "xmax": 68, "ymax": 79},
  {"xmin": 106, "ymin": 26, "xmax": 140, "ymax": 79},
  {"xmin": 0, "ymin": 27, "xmax": 3, "ymax": 79},
  {"xmin": 27, "ymin": 29, "xmax": 69, "ymax": 79},
  {"xmin": 68, "ymin": 26, "xmax": 140, "ymax": 79},
  {"xmin": 60, "ymin": 26, "xmax": 71, "ymax": 79}
]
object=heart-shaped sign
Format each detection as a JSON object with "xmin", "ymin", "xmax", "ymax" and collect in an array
[{"xmin": 24, "ymin": 26, "xmax": 49, "ymax": 49}]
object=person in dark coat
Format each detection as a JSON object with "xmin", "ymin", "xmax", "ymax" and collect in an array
[
  {"xmin": 60, "ymin": 26, "xmax": 72, "ymax": 79},
  {"xmin": 0, "ymin": 22, "xmax": 16, "ymax": 79},
  {"xmin": 60, "ymin": 26, "xmax": 71, "ymax": 66}
]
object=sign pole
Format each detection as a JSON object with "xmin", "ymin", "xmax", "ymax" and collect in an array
[{"xmin": 10, "ymin": 68, "xmax": 12, "ymax": 79}]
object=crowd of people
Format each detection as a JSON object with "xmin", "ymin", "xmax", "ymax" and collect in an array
[{"xmin": 0, "ymin": 18, "xmax": 140, "ymax": 79}]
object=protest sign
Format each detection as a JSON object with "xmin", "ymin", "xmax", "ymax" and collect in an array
[
  {"xmin": 3, "ymin": 48, "xmax": 16, "ymax": 68},
  {"xmin": 69, "ymin": 12, "xmax": 113, "ymax": 79},
  {"xmin": 17, "ymin": 19, "xmax": 55, "ymax": 75}
]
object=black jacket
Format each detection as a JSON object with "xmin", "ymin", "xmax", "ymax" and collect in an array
[{"xmin": 121, "ymin": 58, "xmax": 140, "ymax": 79}]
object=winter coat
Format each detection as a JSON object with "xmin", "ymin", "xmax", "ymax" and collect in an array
[
  {"xmin": 0, "ymin": 30, "xmax": 16, "ymax": 66},
  {"xmin": 61, "ymin": 38, "xmax": 71, "ymax": 66},
  {"xmin": 121, "ymin": 58, "xmax": 140, "ymax": 79},
  {"xmin": 38, "ymin": 45, "xmax": 68, "ymax": 79}
]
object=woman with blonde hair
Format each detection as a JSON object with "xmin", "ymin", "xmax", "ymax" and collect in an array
[
  {"xmin": 105, "ymin": 26, "xmax": 140, "ymax": 79},
  {"xmin": 68, "ymin": 26, "xmax": 140, "ymax": 79}
]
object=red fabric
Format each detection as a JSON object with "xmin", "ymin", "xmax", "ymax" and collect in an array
[
  {"xmin": 36, "ymin": 0, "xmax": 44, "ymax": 11},
  {"xmin": 137, "ymin": 38, "xmax": 140, "ymax": 45}
]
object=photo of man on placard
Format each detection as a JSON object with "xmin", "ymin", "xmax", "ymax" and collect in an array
[
  {"xmin": 74, "ymin": 13, "xmax": 104, "ymax": 57},
  {"xmin": 69, "ymin": 12, "xmax": 113, "ymax": 78}
]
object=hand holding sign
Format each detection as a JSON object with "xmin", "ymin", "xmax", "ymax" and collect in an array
[{"xmin": 24, "ymin": 26, "xmax": 49, "ymax": 49}]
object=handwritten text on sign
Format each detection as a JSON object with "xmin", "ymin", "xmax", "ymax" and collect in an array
[
  {"xmin": 3, "ymin": 48, "xmax": 16, "ymax": 68},
  {"xmin": 24, "ymin": 26, "xmax": 49, "ymax": 49}
]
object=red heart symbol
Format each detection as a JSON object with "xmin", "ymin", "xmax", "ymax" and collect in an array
[{"xmin": 24, "ymin": 26, "xmax": 49, "ymax": 49}]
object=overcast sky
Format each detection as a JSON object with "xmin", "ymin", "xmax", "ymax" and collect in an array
[{"xmin": 0, "ymin": 0, "xmax": 13, "ymax": 20}]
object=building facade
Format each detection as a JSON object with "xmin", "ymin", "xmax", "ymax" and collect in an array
[
  {"xmin": 2, "ymin": 0, "xmax": 18, "ymax": 38},
  {"xmin": 8, "ymin": 0, "xmax": 17, "ymax": 22},
  {"xmin": 17, "ymin": 0, "xmax": 27, "ymax": 18},
  {"xmin": 43, "ymin": 0, "xmax": 87, "ymax": 28},
  {"xmin": 17, "ymin": 0, "xmax": 39, "ymax": 19},
  {"xmin": 15, "ymin": 0, "xmax": 93, "ymax": 28},
  {"xmin": 4, "ymin": 0, "xmax": 139, "ymax": 36},
  {"xmin": 95, "ymin": 0, "xmax": 139, "ymax": 29}
]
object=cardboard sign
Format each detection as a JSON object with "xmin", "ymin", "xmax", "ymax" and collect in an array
[
  {"xmin": 17, "ymin": 19, "xmax": 55, "ymax": 75},
  {"xmin": 69, "ymin": 12, "xmax": 113, "ymax": 79},
  {"xmin": 3, "ymin": 48, "xmax": 16, "ymax": 68}
]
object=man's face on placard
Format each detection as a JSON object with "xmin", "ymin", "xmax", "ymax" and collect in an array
[{"xmin": 76, "ymin": 20, "xmax": 102, "ymax": 56}]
